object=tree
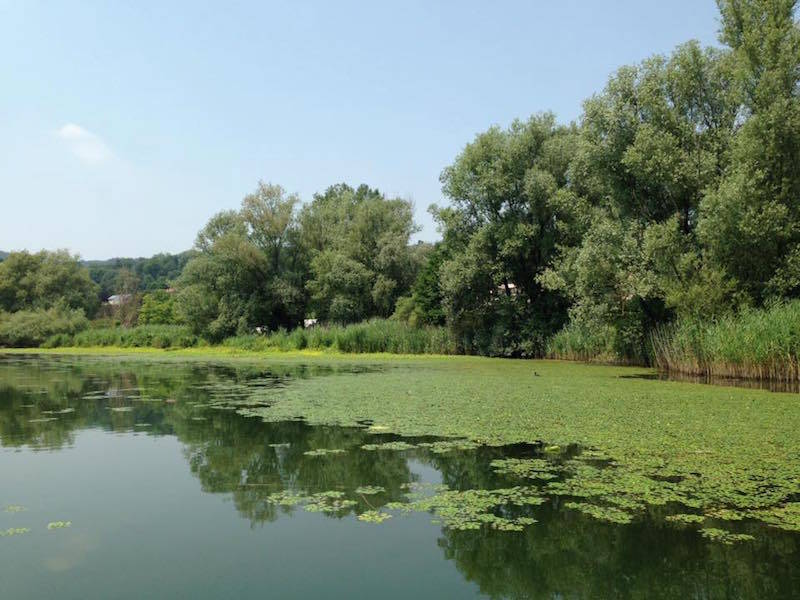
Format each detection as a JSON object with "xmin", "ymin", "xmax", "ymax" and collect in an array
[
  {"xmin": 300, "ymin": 183, "xmax": 419, "ymax": 323},
  {"xmin": 699, "ymin": 0, "xmax": 800, "ymax": 302},
  {"xmin": 542, "ymin": 40, "xmax": 741, "ymax": 358},
  {"xmin": 435, "ymin": 114, "xmax": 579, "ymax": 355},
  {"xmin": 0, "ymin": 250, "xmax": 99, "ymax": 317},
  {"xmin": 138, "ymin": 290, "xmax": 179, "ymax": 325},
  {"xmin": 176, "ymin": 182, "xmax": 306, "ymax": 340}
]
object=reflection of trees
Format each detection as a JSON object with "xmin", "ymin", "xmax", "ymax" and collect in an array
[
  {"xmin": 0, "ymin": 356, "xmax": 414, "ymax": 526},
  {"xmin": 2, "ymin": 356, "xmax": 799, "ymax": 598}
]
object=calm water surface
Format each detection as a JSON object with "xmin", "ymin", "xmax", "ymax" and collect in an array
[{"xmin": 0, "ymin": 355, "xmax": 798, "ymax": 599}]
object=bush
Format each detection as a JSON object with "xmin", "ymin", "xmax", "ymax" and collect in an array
[{"xmin": 0, "ymin": 307, "xmax": 89, "ymax": 347}]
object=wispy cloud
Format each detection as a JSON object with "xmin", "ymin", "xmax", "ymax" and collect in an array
[{"xmin": 57, "ymin": 123, "xmax": 113, "ymax": 165}]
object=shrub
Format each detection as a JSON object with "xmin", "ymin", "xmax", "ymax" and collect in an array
[{"xmin": 0, "ymin": 307, "xmax": 89, "ymax": 348}]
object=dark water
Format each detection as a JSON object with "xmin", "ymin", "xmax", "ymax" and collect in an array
[{"xmin": 0, "ymin": 355, "xmax": 798, "ymax": 600}]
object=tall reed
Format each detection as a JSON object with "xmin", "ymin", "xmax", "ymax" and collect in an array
[
  {"xmin": 224, "ymin": 319, "xmax": 458, "ymax": 355},
  {"xmin": 650, "ymin": 301, "xmax": 800, "ymax": 381}
]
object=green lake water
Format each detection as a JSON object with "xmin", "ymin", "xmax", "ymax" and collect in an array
[{"xmin": 1, "ymin": 354, "xmax": 799, "ymax": 599}]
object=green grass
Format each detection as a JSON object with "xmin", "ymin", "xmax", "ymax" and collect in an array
[{"xmin": 651, "ymin": 301, "xmax": 800, "ymax": 381}]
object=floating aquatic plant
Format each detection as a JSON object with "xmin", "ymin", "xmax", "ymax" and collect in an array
[
  {"xmin": 47, "ymin": 521, "xmax": 72, "ymax": 530},
  {"xmin": 417, "ymin": 440, "xmax": 479, "ymax": 453},
  {"xmin": 361, "ymin": 441, "xmax": 416, "ymax": 451},
  {"xmin": 266, "ymin": 491, "xmax": 306, "ymax": 507},
  {"xmin": 357, "ymin": 510, "xmax": 392, "ymax": 523},
  {"xmin": 304, "ymin": 492, "xmax": 358, "ymax": 514},
  {"xmin": 3, "ymin": 505, "xmax": 27, "ymax": 513},
  {"xmin": 490, "ymin": 458, "xmax": 560, "ymax": 481},
  {"xmin": 303, "ymin": 448, "xmax": 346, "ymax": 457},
  {"xmin": 563, "ymin": 502, "xmax": 634, "ymax": 524},
  {"xmin": 699, "ymin": 527, "xmax": 755, "ymax": 544},
  {"xmin": 354, "ymin": 486, "xmax": 385, "ymax": 495},
  {"xmin": 0, "ymin": 527, "xmax": 31, "ymax": 537},
  {"xmin": 665, "ymin": 513, "xmax": 705, "ymax": 524}
]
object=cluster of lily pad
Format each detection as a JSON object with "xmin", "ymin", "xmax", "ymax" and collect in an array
[
  {"xmin": 0, "ymin": 505, "xmax": 72, "ymax": 539},
  {"xmin": 303, "ymin": 448, "xmax": 346, "ymax": 457},
  {"xmin": 359, "ymin": 439, "xmax": 478, "ymax": 453}
]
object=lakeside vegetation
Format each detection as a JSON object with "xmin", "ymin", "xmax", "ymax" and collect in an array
[{"xmin": 3, "ymin": 1, "xmax": 800, "ymax": 381}]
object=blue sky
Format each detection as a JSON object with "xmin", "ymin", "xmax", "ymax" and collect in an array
[{"xmin": 0, "ymin": 1, "xmax": 721, "ymax": 259}]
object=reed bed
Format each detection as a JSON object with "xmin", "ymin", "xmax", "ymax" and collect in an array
[
  {"xmin": 650, "ymin": 301, "xmax": 800, "ymax": 382},
  {"xmin": 224, "ymin": 319, "xmax": 458, "ymax": 355},
  {"xmin": 546, "ymin": 321, "xmax": 620, "ymax": 363},
  {"xmin": 44, "ymin": 324, "xmax": 200, "ymax": 349}
]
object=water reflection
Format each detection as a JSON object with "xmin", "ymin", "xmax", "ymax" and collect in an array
[
  {"xmin": 621, "ymin": 370, "xmax": 800, "ymax": 394},
  {"xmin": 1, "ymin": 355, "xmax": 799, "ymax": 599}
]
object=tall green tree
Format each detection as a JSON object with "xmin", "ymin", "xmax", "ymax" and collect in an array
[
  {"xmin": 0, "ymin": 250, "xmax": 99, "ymax": 317},
  {"xmin": 542, "ymin": 41, "xmax": 740, "ymax": 358},
  {"xmin": 435, "ymin": 114, "xmax": 580, "ymax": 355},
  {"xmin": 300, "ymin": 184, "xmax": 419, "ymax": 323},
  {"xmin": 177, "ymin": 182, "xmax": 306, "ymax": 340},
  {"xmin": 699, "ymin": 0, "xmax": 800, "ymax": 302}
]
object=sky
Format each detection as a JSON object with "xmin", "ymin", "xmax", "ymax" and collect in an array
[{"xmin": 0, "ymin": 1, "xmax": 722, "ymax": 260}]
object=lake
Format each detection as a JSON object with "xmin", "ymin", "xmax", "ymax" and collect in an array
[{"xmin": 1, "ymin": 354, "xmax": 799, "ymax": 599}]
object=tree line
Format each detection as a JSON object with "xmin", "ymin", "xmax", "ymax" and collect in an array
[{"xmin": 3, "ymin": 0, "xmax": 800, "ymax": 364}]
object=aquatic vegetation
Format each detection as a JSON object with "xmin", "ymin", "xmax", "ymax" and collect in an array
[
  {"xmin": 0, "ymin": 527, "xmax": 31, "ymax": 537},
  {"xmin": 303, "ymin": 448, "xmax": 346, "ymax": 457},
  {"xmin": 417, "ymin": 440, "xmax": 479, "ymax": 453},
  {"xmin": 304, "ymin": 492, "xmax": 358, "ymax": 514},
  {"xmin": 666, "ymin": 513, "xmax": 706, "ymax": 524},
  {"xmin": 109, "ymin": 406, "xmax": 133, "ymax": 413},
  {"xmin": 699, "ymin": 528, "xmax": 755, "ymax": 545},
  {"xmin": 225, "ymin": 356, "xmax": 800, "ymax": 534},
  {"xmin": 28, "ymin": 417, "xmax": 57, "ymax": 423},
  {"xmin": 7, "ymin": 353, "xmax": 800, "ymax": 545},
  {"xmin": 47, "ymin": 521, "xmax": 72, "ymax": 530},
  {"xmin": 749, "ymin": 503, "xmax": 800, "ymax": 532},
  {"xmin": 3, "ymin": 505, "xmax": 27, "ymax": 513},
  {"xmin": 266, "ymin": 491, "xmax": 307, "ymax": 507},
  {"xmin": 490, "ymin": 458, "xmax": 560, "ymax": 480},
  {"xmin": 563, "ymin": 502, "xmax": 634, "ymax": 524},
  {"xmin": 357, "ymin": 510, "xmax": 392, "ymax": 523},
  {"xmin": 354, "ymin": 486, "xmax": 385, "ymax": 495},
  {"xmin": 405, "ymin": 486, "xmax": 544, "ymax": 531},
  {"xmin": 361, "ymin": 441, "xmax": 417, "ymax": 451},
  {"xmin": 705, "ymin": 508, "xmax": 748, "ymax": 521}
]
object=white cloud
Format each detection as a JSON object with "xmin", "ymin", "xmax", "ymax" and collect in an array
[{"xmin": 56, "ymin": 123, "xmax": 113, "ymax": 165}]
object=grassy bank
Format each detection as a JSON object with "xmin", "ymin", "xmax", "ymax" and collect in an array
[{"xmin": 651, "ymin": 301, "xmax": 800, "ymax": 381}]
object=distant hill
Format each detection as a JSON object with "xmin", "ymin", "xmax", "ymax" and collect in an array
[{"xmin": 0, "ymin": 250, "xmax": 7, "ymax": 261}]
